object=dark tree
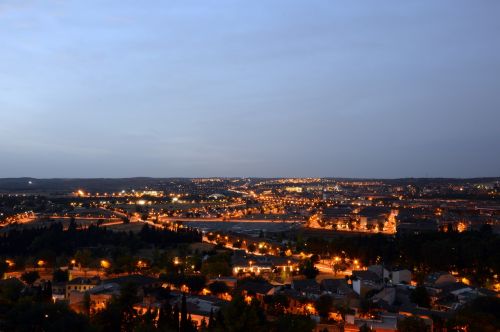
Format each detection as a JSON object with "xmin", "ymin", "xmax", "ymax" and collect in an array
[
  {"xmin": 273, "ymin": 314, "xmax": 315, "ymax": 332},
  {"xmin": 359, "ymin": 323, "xmax": 372, "ymax": 332},
  {"xmin": 52, "ymin": 269, "xmax": 69, "ymax": 282},
  {"xmin": 180, "ymin": 293, "xmax": 188, "ymax": 332},
  {"xmin": 299, "ymin": 259, "xmax": 319, "ymax": 279},
  {"xmin": 173, "ymin": 304, "xmax": 180, "ymax": 331},
  {"xmin": 447, "ymin": 296, "xmax": 500, "ymax": 332},
  {"xmin": 217, "ymin": 295, "xmax": 267, "ymax": 332},
  {"xmin": 315, "ymin": 294, "xmax": 333, "ymax": 319},
  {"xmin": 0, "ymin": 260, "xmax": 8, "ymax": 279},
  {"xmin": 21, "ymin": 271, "xmax": 40, "ymax": 286},
  {"xmin": 208, "ymin": 281, "xmax": 229, "ymax": 295},
  {"xmin": 41, "ymin": 281, "xmax": 52, "ymax": 303},
  {"xmin": 247, "ymin": 243, "xmax": 257, "ymax": 253},
  {"xmin": 208, "ymin": 308, "xmax": 215, "ymax": 329},
  {"xmin": 397, "ymin": 316, "xmax": 429, "ymax": 332},
  {"xmin": 410, "ymin": 285, "xmax": 431, "ymax": 308},
  {"xmin": 157, "ymin": 303, "xmax": 172, "ymax": 331}
]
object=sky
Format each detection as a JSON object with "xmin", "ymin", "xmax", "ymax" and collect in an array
[{"xmin": 0, "ymin": 0, "xmax": 499, "ymax": 178}]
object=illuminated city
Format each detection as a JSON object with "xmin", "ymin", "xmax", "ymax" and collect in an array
[
  {"xmin": 1, "ymin": 1, "xmax": 499, "ymax": 331},
  {"xmin": 0, "ymin": 177, "xmax": 499, "ymax": 331}
]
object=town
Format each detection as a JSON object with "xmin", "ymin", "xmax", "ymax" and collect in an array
[{"xmin": 0, "ymin": 177, "xmax": 499, "ymax": 331}]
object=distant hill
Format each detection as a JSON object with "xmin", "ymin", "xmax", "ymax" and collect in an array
[
  {"xmin": 0, "ymin": 177, "xmax": 498, "ymax": 194},
  {"xmin": 0, "ymin": 177, "xmax": 189, "ymax": 193}
]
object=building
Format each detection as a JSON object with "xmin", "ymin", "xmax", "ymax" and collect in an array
[
  {"xmin": 425, "ymin": 272, "xmax": 457, "ymax": 286},
  {"xmin": 321, "ymin": 278, "xmax": 355, "ymax": 297},
  {"xmin": 238, "ymin": 280, "xmax": 276, "ymax": 301},
  {"xmin": 66, "ymin": 276, "xmax": 100, "ymax": 298},
  {"xmin": 368, "ymin": 265, "xmax": 412, "ymax": 285},
  {"xmin": 292, "ymin": 279, "xmax": 321, "ymax": 299},
  {"xmin": 352, "ymin": 270, "xmax": 383, "ymax": 296},
  {"xmin": 88, "ymin": 283, "xmax": 121, "ymax": 313}
]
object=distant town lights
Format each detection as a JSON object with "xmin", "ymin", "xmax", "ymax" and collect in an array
[{"xmin": 100, "ymin": 260, "xmax": 110, "ymax": 269}]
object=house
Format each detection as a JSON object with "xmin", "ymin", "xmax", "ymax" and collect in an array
[
  {"xmin": 390, "ymin": 269, "xmax": 412, "ymax": 284},
  {"xmin": 103, "ymin": 275, "xmax": 161, "ymax": 289},
  {"xmin": 231, "ymin": 254, "xmax": 298, "ymax": 276},
  {"xmin": 169, "ymin": 292, "xmax": 225, "ymax": 328},
  {"xmin": 369, "ymin": 265, "xmax": 412, "ymax": 285},
  {"xmin": 372, "ymin": 287, "xmax": 396, "ymax": 306},
  {"xmin": 368, "ymin": 265, "xmax": 386, "ymax": 278},
  {"xmin": 321, "ymin": 278, "xmax": 354, "ymax": 297},
  {"xmin": 321, "ymin": 206, "xmax": 354, "ymax": 227},
  {"xmin": 52, "ymin": 281, "xmax": 66, "ymax": 301},
  {"xmin": 344, "ymin": 312, "xmax": 399, "ymax": 332},
  {"xmin": 186, "ymin": 295, "xmax": 225, "ymax": 327},
  {"xmin": 208, "ymin": 276, "xmax": 237, "ymax": 289},
  {"xmin": 358, "ymin": 207, "xmax": 391, "ymax": 229},
  {"xmin": 238, "ymin": 280, "xmax": 276, "ymax": 301},
  {"xmin": 88, "ymin": 283, "xmax": 121, "ymax": 313},
  {"xmin": 292, "ymin": 279, "xmax": 321, "ymax": 298},
  {"xmin": 352, "ymin": 270, "xmax": 383, "ymax": 296},
  {"xmin": 396, "ymin": 219, "xmax": 438, "ymax": 235},
  {"xmin": 278, "ymin": 287, "xmax": 316, "ymax": 315},
  {"xmin": 66, "ymin": 276, "xmax": 100, "ymax": 298},
  {"xmin": 425, "ymin": 272, "xmax": 456, "ymax": 286}
]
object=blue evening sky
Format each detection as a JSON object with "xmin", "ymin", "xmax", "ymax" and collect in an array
[{"xmin": 0, "ymin": 0, "xmax": 499, "ymax": 178}]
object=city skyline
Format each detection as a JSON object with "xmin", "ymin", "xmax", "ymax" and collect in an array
[{"xmin": 1, "ymin": 1, "xmax": 500, "ymax": 178}]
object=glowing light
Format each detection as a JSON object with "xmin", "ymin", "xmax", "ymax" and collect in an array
[
  {"xmin": 305, "ymin": 303, "xmax": 316, "ymax": 314},
  {"xmin": 37, "ymin": 260, "xmax": 45, "ymax": 267},
  {"xmin": 137, "ymin": 260, "xmax": 147, "ymax": 268},
  {"xmin": 100, "ymin": 260, "xmax": 110, "ymax": 268},
  {"xmin": 457, "ymin": 222, "xmax": 468, "ymax": 233}
]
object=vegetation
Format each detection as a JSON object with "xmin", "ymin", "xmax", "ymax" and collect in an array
[
  {"xmin": 0, "ymin": 223, "xmax": 201, "ymax": 258},
  {"xmin": 302, "ymin": 229, "xmax": 500, "ymax": 286},
  {"xmin": 409, "ymin": 285, "xmax": 431, "ymax": 308},
  {"xmin": 397, "ymin": 316, "xmax": 429, "ymax": 331},
  {"xmin": 446, "ymin": 296, "xmax": 500, "ymax": 332},
  {"xmin": 315, "ymin": 294, "xmax": 333, "ymax": 319},
  {"xmin": 299, "ymin": 258, "xmax": 319, "ymax": 279}
]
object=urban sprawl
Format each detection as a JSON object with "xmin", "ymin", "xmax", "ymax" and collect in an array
[{"xmin": 0, "ymin": 177, "xmax": 499, "ymax": 331}]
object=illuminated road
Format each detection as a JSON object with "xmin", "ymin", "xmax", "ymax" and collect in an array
[{"xmin": 158, "ymin": 216, "xmax": 304, "ymax": 224}]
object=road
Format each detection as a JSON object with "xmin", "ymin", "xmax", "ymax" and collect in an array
[{"xmin": 158, "ymin": 216, "xmax": 304, "ymax": 224}]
